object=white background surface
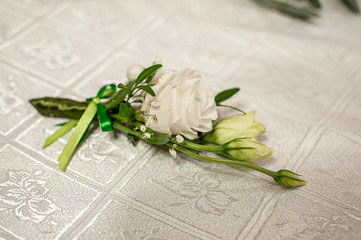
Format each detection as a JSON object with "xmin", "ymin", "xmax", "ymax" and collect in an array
[{"xmin": 1, "ymin": 0, "xmax": 361, "ymax": 239}]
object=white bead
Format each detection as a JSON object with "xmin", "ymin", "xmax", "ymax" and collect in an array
[
  {"xmin": 150, "ymin": 101, "xmax": 160, "ymax": 108},
  {"xmin": 126, "ymin": 64, "xmax": 144, "ymax": 81},
  {"xmin": 153, "ymin": 58, "xmax": 162, "ymax": 65}
]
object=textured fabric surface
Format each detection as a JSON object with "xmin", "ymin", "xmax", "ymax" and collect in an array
[{"xmin": 0, "ymin": 0, "xmax": 361, "ymax": 239}]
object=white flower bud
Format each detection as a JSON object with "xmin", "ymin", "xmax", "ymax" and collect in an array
[
  {"xmin": 142, "ymin": 133, "xmax": 151, "ymax": 139},
  {"xmin": 223, "ymin": 138, "xmax": 273, "ymax": 162},
  {"xmin": 175, "ymin": 135, "xmax": 184, "ymax": 143},
  {"xmin": 126, "ymin": 64, "xmax": 144, "ymax": 81},
  {"xmin": 204, "ymin": 111, "xmax": 265, "ymax": 144},
  {"xmin": 169, "ymin": 148, "xmax": 177, "ymax": 159}
]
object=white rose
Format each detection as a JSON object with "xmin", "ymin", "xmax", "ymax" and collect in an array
[{"xmin": 141, "ymin": 68, "xmax": 218, "ymax": 139}]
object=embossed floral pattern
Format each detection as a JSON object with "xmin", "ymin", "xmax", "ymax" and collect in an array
[
  {"xmin": 0, "ymin": 170, "xmax": 60, "ymax": 223},
  {"xmin": 288, "ymin": 215, "xmax": 360, "ymax": 240},
  {"xmin": 44, "ymin": 127, "xmax": 121, "ymax": 164},
  {"xmin": 77, "ymin": 129, "xmax": 119, "ymax": 164},
  {"xmin": 121, "ymin": 227, "xmax": 165, "ymax": 240},
  {"xmin": 71, "ymin": 3, "xmax": 120, "ymax": 33},
  {"xmin": 0, "ymin": 75, "xmax": 23, "ymax": 115},
  {"xmin": 22, "ymin": 36, "xmax": 79, "ymax": 69},
  {"xmin": 155, "ymin": 171, "xmax": 236, "ymax": 215}
]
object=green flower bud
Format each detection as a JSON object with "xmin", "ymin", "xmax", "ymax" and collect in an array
[
  {"xmin": 224, "ymin": 138, "xmax": 273, "ymax": 162},
  {"xmin": 204, "ymin": 111, "xmax": 265, "ymax": 144},
  {"xmin": 274, "ymin": 170, "xmax": 306, "ymax": 188}
]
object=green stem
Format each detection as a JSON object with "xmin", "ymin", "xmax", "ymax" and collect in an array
[
  {"xmin": 173, "ymin": 144, "xmax": 277, "ymax": 178},
  {"xmin": 113, "ymin": 121, "xmax": 140, "ymax": 137},
  {"xmin": 112, "ymin": 121, "xmax": 277, "ymax": 179},
  {"xmin": 172, "ymin": 139, "xmax": 223, "ymax": 153},
  {"xmin": 217, "ymin": 104, "xmax": 246, "ymax": 114}
]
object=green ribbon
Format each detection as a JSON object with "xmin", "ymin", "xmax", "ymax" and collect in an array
[
  {"xmin": 43, "ymin": 119, "xmax": 79, "ymax": 148},
  {"xmin": 54, "ymin": 84, "xmax": 116, "ymax": 171},
  {"xmin": 87, "ymin": 84, "xmax": 117, "ymax": 132}
]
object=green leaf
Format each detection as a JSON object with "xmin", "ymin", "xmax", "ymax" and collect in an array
[
  {"xmin": 126, "ymin": 133, "xmax": 135, "ymax": 140},
  {"xmin": 117, "ymin": 83, "xmax": 126, "ymax": 89},
  {"xmin": 110, "ymin": 113, "xmax": 122, "ymax": 121},
  {"xmin": 55, "ymin": 122, "xmax": 68, "ymax": 126},
  {"xmin": 215, "ymin": 88, "xmax": 240, "ymax": 104},
  {"xmin": 216, "ymin": 104, "xmax": 246, "ymax": 114},
  {"xmin": 29, "ymin": 97, "xmax": 88, "ymax": 119},
  {"xmin": 136, "ymin": 64, "xmax": 162, "ymax": 85},
  {"xmin": 119, "ymin": 102, "xmax": 133, "ymax": 121},
  {"xmin": 342, "ymin": 0, "xmax": 360, "ymax": 13},
  {"xmin": 252, "ymin": 0, "xmax": 318, "ymax": 20},
  {"xmin": 146, "ymin": 72, "xmax": 156, "ymax": 83},
  {"xmin": 117, "ymin": 82, "xmax": 131, "ymax": 95},
  {"xmin": 132, "ymin": 99, "xmax": 143, "ymax": 103},
  {"xmin": 308, "ymin": 0, "xmax": 321, "ymax": 8},
  {"xmin": 104, "ymin": 88, "xmax": 128, "ymax": 110},
  {"xmin": 137, "ymin": 85, "xmax": 155, "ymax": 97},
  {"xmin": 143, "ymin": 131, "xmax": 169, "ymax": 145},
  {"xmin": 126, "ymin": 81, "xmax": 135, "ymax": 95}
]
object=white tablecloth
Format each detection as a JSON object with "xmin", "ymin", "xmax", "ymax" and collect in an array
[{"xmin": 1, "ymin": 0, "xmax": 361, "ymax": 239}]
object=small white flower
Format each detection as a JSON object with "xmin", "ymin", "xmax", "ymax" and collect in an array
[
  {"xmin": 173, "ymin": 144, "xmax": 177, "ymax": 148},
  {"xmin": 175, "ymin": 135, "xmax": 184, "ymax": 143},
  {"xmin": 142, "ymin": 133, "xmax": 151, "ymax": 139},
  {"xmin": 169, "ymin": 148, "xmax": 177, "ymax": 159},
  {"xmin": 140, "ymin": 125, "xmax": 147, "ymax": 132}
]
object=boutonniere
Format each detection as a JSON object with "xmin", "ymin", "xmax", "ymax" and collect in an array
[{"xmin": 30, "ymin": 60, "xmax": 306, "ymax": 188}]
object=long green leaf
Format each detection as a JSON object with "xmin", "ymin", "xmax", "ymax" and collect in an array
[
  {"xmin": 253, "ymin": 0, "xmax": 318, "ymax": 19},
  {"xmin": 137, "ymin": 85, "xmax": 156, "ymax": 97},
  {"xmin": 104, "ymin": 88, "xmax": 128, "ymax": 110},
  {"xmin": 215, "ymin": 88, "xmax": 240, "ymax": 104},
  {"xmin": 136, "ymin": 64, "xmax": 162, "ymax": 85},
  {"xmin": 308, "ymin": 0, "xmax": 321, "ymax": 8},
  {"xmin": 29, "ymin": 97, "xmax": 88, "ymax": 119},
  {"xmin": 126, "ymin": 80, "xmax": 136, "ymax": 89},
  {"xmin": 342, "ymin": 0, "xmax": 360, "ymax": 13},
  {"xmin": 143, "ymin": 131, "xmax": 169, "ymax": 145},
  {"xmin": 131, "ymin": 99, "xmax": 143, "ymax": 103},
  {"xmin": 117, "ymin": 83, "xmax": 126, "ymax": 89},
  {"xmin": 119, "ymin": 102, "xmax": 133, "ymax": 121}
]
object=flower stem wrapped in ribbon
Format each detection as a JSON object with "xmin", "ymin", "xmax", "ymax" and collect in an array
[{"xmin": 29, "ymin": 60, "xmax": 306, "ymax": 188}]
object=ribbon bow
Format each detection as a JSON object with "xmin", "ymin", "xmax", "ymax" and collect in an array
[
  {"xmin": 86, "ymin": 84, "xmax": 117, "ymax": 132},
  {"xmin": 43, "ymin": 84, "xmax": 117, "ymax": 171}
]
